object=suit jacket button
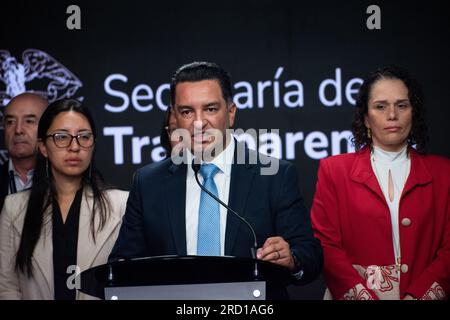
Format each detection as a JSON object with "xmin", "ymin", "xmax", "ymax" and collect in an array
[
  {"xmin": 401, "ymin": 218, "xmax": 411, "ymax": 227},
  {"xmin": 401, "ymin": 264, "xmax": 409, "ymax": 273}
]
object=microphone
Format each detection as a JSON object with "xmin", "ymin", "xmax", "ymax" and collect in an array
[{"xmin": 192, "ymin": 160, "xmax": 260, "ymax": 279}]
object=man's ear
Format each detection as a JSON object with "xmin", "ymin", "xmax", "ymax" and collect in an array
[
  {"xmin": 228, "ymin": 102, "xmax": 237, "ymax": 128},
  {"xmin": 38, "ymin": 140, "xmax": 48, "ymax": 158}
]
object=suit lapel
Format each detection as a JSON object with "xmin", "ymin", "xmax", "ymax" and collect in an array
[
  {"xmin": 12, "ymin": 189, "xmax": 122, "ymax": 298},
  {"xmin": 77, "ymin": 189, "xmax": 120, "ymax": 272},
  {"xmin": 350, "ymin": 147, "xmax": 386, "ymax": 202},
  {"xmin": 13, "ymin": 204, "xmax": 54, "ymax": 297},
  {"xmin": 225, "ymin": 146, "xmax": 256, "ymax": 255},
  {"xmin": 165, "ymin": 163, "xmax": 187, "ymax": 255},
  {"xmin": 401, "ymin": 149, "xmax": 432, "ymax": 198},
  {"xmin": 350, "ymin": 147, "xmax": 433, "ymax": 202}
]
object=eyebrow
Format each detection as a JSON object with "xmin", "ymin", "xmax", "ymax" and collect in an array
[
  {"xmin": 175, "ymin": 105, "xmax": 193, "ymax": 109},
  {"xmin": 5, "ymin": 114, "xmax": 38, "ymax": 118},
  {"xmin": 395, "ymin": 99, "xmax": 410, "ymax": 104},
  {"xmin": 371, "ymin": 99, "xmax": 410, "ymax": 104},
  {"xmin": 51, "ymin": 128, "xmax": 92, "ymax": 133},
  {"xmin": 204, "ymin": 102, "xmax": 220, "ymax": 107},
  {"xmin": 175, "ymin": 101, "xmax": 222, "ymax": 108}
]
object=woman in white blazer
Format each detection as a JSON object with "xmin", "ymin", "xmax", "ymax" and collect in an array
[{"xmin": 0, "ymin": 99, "xmax": 128, "ymax": 299}]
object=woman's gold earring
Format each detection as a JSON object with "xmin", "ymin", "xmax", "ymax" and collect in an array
[{"xmin": 367, "ymin": 127, "xmax": 372, "ymax": 139}]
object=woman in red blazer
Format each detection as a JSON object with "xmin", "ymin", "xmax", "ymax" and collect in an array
[{"xmin": 311, "ymin": 66, "xmax": 449, "ymax": 300}]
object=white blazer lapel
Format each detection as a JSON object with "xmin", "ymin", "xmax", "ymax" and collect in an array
[
  {"xmin": 77, "ymin": 189, "xmax": 120, "ymax": 273},
  {"xmin": 14, "ymin": 205, "xmax": 54, "ymax": 298}
]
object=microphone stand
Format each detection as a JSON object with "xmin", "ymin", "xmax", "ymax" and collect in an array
[{"xmin": 192, "ymin": 160, "xmax": 260, "ymax": 280}]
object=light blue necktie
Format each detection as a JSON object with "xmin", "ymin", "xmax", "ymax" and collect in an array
[{"xmin": 197, "ymin": 163, "xmax": 221, "ymax": 256}]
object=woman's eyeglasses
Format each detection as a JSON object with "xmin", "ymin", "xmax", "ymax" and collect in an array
[{"xmin": 46, "ymin": 132, "xmax": 95, "ymax": 148}]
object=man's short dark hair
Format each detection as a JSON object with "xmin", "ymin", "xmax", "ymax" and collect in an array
[{"xmin": 170, "ymin": 61, "xmax": 233, "ymax": 106}]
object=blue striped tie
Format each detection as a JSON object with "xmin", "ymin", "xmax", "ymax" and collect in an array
[{"xmin": 197, "ymin": 163, "xmax": 221, "ymax": 256}]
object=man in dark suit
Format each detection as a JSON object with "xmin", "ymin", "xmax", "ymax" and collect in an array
[
  {"xmin": 0, "ymin": 93, "xmax": 47, "ymax": 212},
  {"xmin": 110, "ymin": 62, "xmax": 322, "ymax": 297}
]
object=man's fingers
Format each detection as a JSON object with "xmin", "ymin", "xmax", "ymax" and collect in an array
[{"xmin": 262, "ymin": 236, "xmax": 283, "ymax": 247}]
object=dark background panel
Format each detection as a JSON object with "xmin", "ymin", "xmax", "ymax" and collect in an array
[{"xmin": 1, "ymin": 0, "xmax": 449, "ymax": 299}]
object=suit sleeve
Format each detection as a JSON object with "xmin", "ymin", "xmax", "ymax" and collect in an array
[
  {"xmin": 405, "ymin": 183, "xmax": 450, "ymax": 299},
  {"xmin": 276, "ymin": 162, "xmax": 323, "ymax": 285},
  {"xmin": 311, "ymin": 159, "xmax": 378, "ymax": 300},
  {"xmin": 109, "ymin": 169, "xmax": 148, "ymax": 261},
  {"xmin": 0, "ymin": 197, "xmax": 22, "ymax": 299}
]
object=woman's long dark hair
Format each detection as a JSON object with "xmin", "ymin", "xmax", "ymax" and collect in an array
[
  {"xmin": 15, "ymin": 99, "xmax": 112, "ymax": 276},
  {"xmin": 352, "ymin": 65, "xmax": 428, "ymax": 153}
]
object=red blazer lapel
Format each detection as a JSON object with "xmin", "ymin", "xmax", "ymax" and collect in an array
[
  {"xmin": 401, "ymin": 148, "xmax": 432, "ymax": 198},
  {"xmin": 350, "ymin": 147, "xmax": 385, "ymax": 202}
]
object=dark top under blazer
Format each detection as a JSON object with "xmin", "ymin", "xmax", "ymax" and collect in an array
[{"xmin": 52, "ymin": 187, "xmax": 83, "ymax": 300}]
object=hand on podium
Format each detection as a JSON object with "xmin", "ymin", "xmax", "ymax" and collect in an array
[{"xmin": 256, "ymin": 236, "xmax": 296, "ymax": 271}]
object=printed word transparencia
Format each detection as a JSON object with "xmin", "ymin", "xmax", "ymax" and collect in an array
[{"xmin": 103, "ymin": 126, "xmax": 354, "ymax": 165}]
